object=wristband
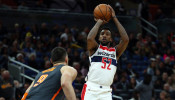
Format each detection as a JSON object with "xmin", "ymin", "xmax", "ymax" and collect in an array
[{"xmin": 112, "ymin": 16, "xmax": 116, "ymax": 18}]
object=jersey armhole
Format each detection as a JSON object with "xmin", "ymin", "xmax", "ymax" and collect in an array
[
  {"xmin": 114, "ymin": 46, "xmax": 119, "ymax": 59},
  {"xmin": 89, "ymin": 44, "xmax": 99, "ymax": 57}
]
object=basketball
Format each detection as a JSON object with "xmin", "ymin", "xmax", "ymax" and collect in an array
[{"xmin": 93, "ymin": 4, "xmax": 112, "ymax": 22}]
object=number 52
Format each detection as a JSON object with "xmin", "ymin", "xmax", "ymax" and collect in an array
[{"xmin": 101, "ymin": 57, "xmax": 112, "ymax": 70}]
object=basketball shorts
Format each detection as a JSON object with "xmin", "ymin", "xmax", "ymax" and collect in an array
[{"xmin": 81, "ymin": 81, "xmax": 112, "ymax": 100}]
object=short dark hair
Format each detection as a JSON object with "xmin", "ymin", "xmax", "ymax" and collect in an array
[
  {"xmin": 51, "ymin": 47, "xmax": 67, "ymax": 64},
  {"xmin": 100, "ymin": 27, "xmax": 111, "ymax": 32},
  {"xmin": 96, "ymin": 27, "xmax": 111, "ymax": 41}
]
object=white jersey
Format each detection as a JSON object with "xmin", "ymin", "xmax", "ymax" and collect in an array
[{"xmin": 86, "ymin": 45, "xmax": 117, "ymax": 86}]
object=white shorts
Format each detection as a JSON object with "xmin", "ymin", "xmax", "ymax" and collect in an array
[{"xmin": 81, "ymin": 81, "xmax": 112, "ymax": 100}]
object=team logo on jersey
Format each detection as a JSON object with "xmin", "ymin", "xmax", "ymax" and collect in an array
[{"xmin": 97, "ymin": 51, "xmax": 115, "ymax": 58}]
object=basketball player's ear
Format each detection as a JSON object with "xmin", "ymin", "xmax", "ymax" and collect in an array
[{"xmin": 65, "ymin": 56, "xmax": 68, "ymax": 65}]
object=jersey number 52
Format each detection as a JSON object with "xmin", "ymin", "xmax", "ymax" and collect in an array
[{"xmin": 101, "ymin": 57, "xmax": 111, "ymax": 70}]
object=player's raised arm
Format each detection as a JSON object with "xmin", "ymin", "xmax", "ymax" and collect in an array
[
  {"xmin": 108, "ymin": 5, "xmax": 129, "ymax": 60},
  {"xmin": 87, "ymin": 19, "xmax": 104, "ymax": 55},
  {"xmin": 21, "ymin": 81, "xmax": 34, "ymax": 100},
  {"xmin": 61, "ymin": 66, "xmax": 77, "ymax": 100}
]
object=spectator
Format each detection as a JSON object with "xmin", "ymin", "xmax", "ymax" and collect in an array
[
  {"xmin": 72, "ymin": 50, "xmax": 80, "ymax": 62},
  {"xmin": 73, "ymin": 62, "xmax": 81, "ymax": 75},
  {"xmin": 76, "ymin": 34, "xmax": 86, "ymax": 48},
  {"xmin": 160, "ymin": 72, "xmax": 169, "ymax": 87},
  {"xmin": 14, "ymin": 80, "xmax": 23, "ymax": 100},
  {"xmin": 21, "ymin": 82, "xmax": 30, "ymax": 95},
  {"xmin": 0, "ymin": 45, "xmax": 8, "ymax": 69},
  {"xmin": 80, "ymin": 27, "xmax": 89, "ymax": 40},
  {"xmin": 150, "ymin": 42, "xmax": 158, "ymax": 56},
  {"xmin": 0, "ymin": 70, "xmax": 15, "ymax": 100},
  {"xmin": 154, "ymin": 79, "xmax": 162, "ymax": 89},
  {"xmin": 159, "ymin": 90, "xmax": 170, "ymax": 100},
  {"xmin": 171, "ymin": 74, "xmax": 175, "ymax": 88},
  {"xmin": 22, "ymin": 36, "xmax": 36, "ymax": 58},
  {"xmin": 35, "ymin": 40, "xmax": 44, "ymax": 58},
  {"xmin": 31, "ymin": 24, "xmax": 39, "ymax": 38},
  {"xmin": 163, "ymin": 49, "xmax": 175, "ymax": 62},
  {"xmin": 47, "ymin": 35, "xmax": 57, "ymax": 51},
  {"xmin": 60, "ymin": 28, "xmax": 70, "ymax": 41},
  {"xmin": 16, "ymin": 53, "xmax": 25, "ymax": 64},
  {"xmin": 164, "ymin": 57, "xmax": 173, "ymax": 76},
  {"xmin": 0, "ymin": 14, "xmax": 175, "ymax": 100},
  {"xmin": 116, "ymin": 75, "xmax": 129, "ymax": 91},
  {"xmin": 147, "ymin": 58, "xmax": 156, "ymax": 81},
  {"xmin": 134, "ymin": 74, "xmax": 154, "ymax": 100},
  {"xmin": 158, "ymin": 61, "xmax": 167, "ymax": 75},
  {"xmin": 9, "ymin": 40, "xmax": 20, "ymax": 57},
  {"xmin": 155, "ymin": 8, "xmax": 165, "ymax": 20},
  {"xmin": 173, "ymin": 64, "xmax": 175, "ymax": 74},
  {"xmin": 128, "ymin": 33, "xmax": 138, "ymax": 53},
  {"xmin": 51, "ymin": 24, "xmax": 60, "ymax": 36},
  {"xmin": 17, "ymin": 1, "xmax": 29, "ymax": 11},
  {"xmin": 163, "ymin": 83, "xmax": 171, "ymax": 93},
  {"xmin": 79, "ymin": 52, "xmax": 89, "ymax": 69},
  {"xmin": 70, "ymin": 25, "xmax": 78, "ymax": 40},
  {"xmin": 39, "ymin": 23, "xmax": 49, "ymax": 36},
  {"xmin": 44, "ymin": 60, "xmax": 51, "ymax": 69},
  {"xmin": 167, "ymin": 77, "xmax": 175, "ymax": 91},
  {"xmin": 66, "ymin": 47, "xmax": 73, "ymax": 65},
  {"xmin": 114, "ymin": 1, "xmax": 126, "ymax": 15},
  {"xmin": 27, "ymin": 53, "xmax": 38, "ymax": 69},
  {"xmin": 80, "ymin": 66, "xmax": 88, "ymax": 78},
  {"xmin": 128, "ymin": 77, "xmax": 137, "ymax": 89},
  {"xmin": 125, "ymin": 62, "xmax": 137, "ymax": 78},
  {"xmin": 159, "ymin": 42, "xmax": 169, "ymax": 55}
]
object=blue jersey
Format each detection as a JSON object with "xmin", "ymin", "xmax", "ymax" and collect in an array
[{"xmin": 26, "ymin": 64, "xmax": 65, "ymax": 100}]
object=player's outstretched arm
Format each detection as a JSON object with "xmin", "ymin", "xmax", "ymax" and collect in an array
[
  {"xmin": 61, "ymin": 66, "xmax": 77, "ymax": 100},
  {"xmin": 21, "ymin": 81, "xmax": 34, "ymax": 100},
  {"xmin": 87, "ymin": 19, "xmax": 104, "ymax": 55},
  {"xmin": 108, "ymin": 5, "xmax": 129, "ymax": 60}
]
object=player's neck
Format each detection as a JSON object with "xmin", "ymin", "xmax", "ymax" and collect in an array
[
  {"xmin": 100, "ymin": 43, "xmax": 111, "ymax": 48},
  {"xmin": 53, "ymin": 62, "xmax": 67, "ymax": 66}
]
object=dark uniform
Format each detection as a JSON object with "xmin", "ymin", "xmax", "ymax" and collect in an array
[{"xmin": 26, "ymin": 64, "xmax": 65, "ymax": 100}]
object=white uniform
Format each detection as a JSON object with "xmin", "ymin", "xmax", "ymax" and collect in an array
[{"xmin": 81, "ymin": 45, "xmax": 117, "ymax": 100}]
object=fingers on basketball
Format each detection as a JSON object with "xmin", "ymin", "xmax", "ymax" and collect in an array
[{"xmin": 94, "ymin": 4, "xmax": 112, "ymax": 22}]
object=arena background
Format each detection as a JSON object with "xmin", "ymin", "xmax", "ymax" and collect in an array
[{"xmin": 0, "ymin": 0, "xmax": 175, "ymax": 100}]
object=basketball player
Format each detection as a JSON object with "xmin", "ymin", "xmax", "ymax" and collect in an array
[
  {"xmin": 81, "ymin": 5, "xmax": 129, "ymax": 100},
  {"xmin": 21, "ymin": 47, "xmax": 77, "ymax": 100}
]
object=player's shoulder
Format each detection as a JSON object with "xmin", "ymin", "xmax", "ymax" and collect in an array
[{"xmin": 61, "ymin": 65, "xmax": 77, "ymax": 73}]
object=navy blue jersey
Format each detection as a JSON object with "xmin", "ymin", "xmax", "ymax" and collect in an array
[{"xmin": 26, "ymin": 64, "xmax": 65, "ymax": 100}]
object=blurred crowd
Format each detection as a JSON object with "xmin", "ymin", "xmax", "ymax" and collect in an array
[
  {"xmin": 0, "ymin": 19, "xmax": 175, "ymax": 100},
  {"xmin": 0, "ymin": 0, "xmax": 175, "ymax": 100}
]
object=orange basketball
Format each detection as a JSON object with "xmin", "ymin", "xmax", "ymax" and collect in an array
[{"xmin": 93, "ymin": 4, "xmax": 112, "ymax": 22}]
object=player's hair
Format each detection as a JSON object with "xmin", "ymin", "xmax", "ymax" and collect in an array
[
  {"xmin": 100, "ymin": 27, "xmax": 111, "ymax": 32},
  {"xmin": 51, "ymin": 47, "xmax": 67, "ymax": 64}
]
